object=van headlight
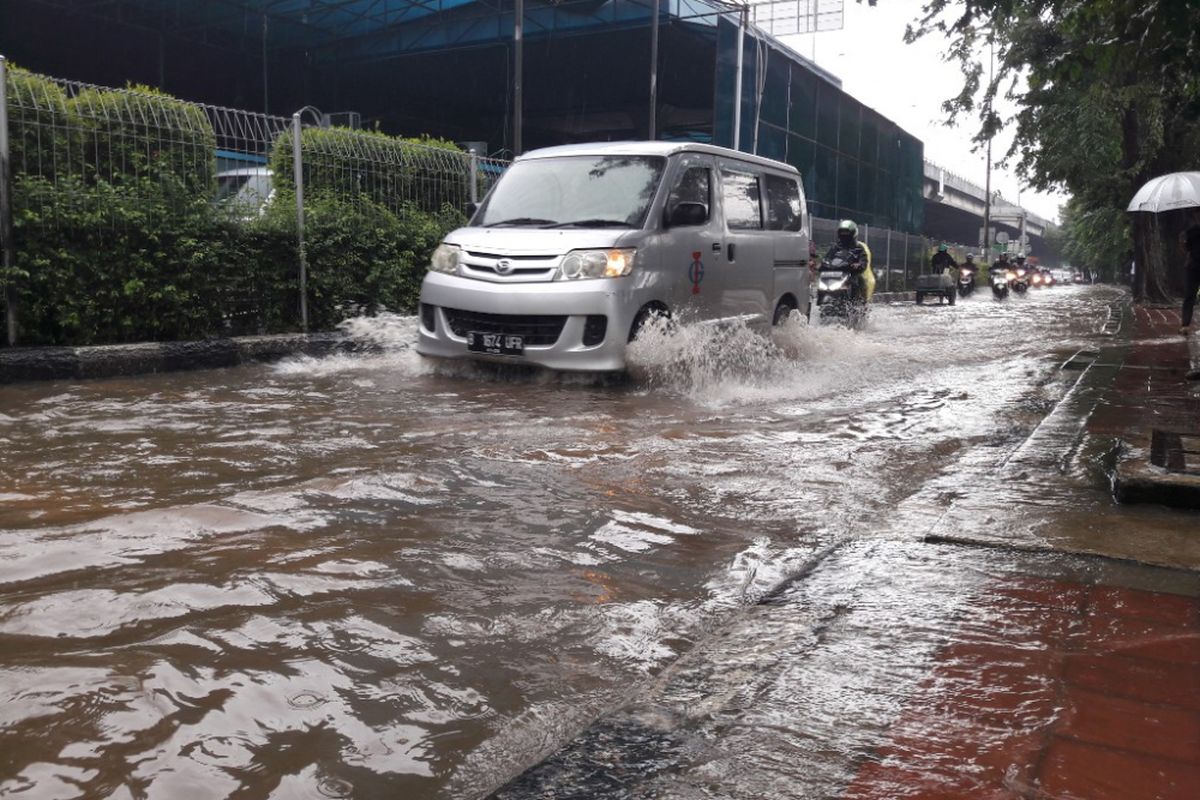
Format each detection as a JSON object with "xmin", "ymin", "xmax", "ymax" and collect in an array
[
  {"xmin": 429, "ymin": 243, "xmax": 461, "ymax": 274},
  {"xmin": 559, "ymin": 249, "xmax": 635, "ymax": 280}
]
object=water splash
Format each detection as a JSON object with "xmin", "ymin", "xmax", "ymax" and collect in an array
[{"xmin": 626, "ymin": 312, "xmax": 900, "ymax": 407}]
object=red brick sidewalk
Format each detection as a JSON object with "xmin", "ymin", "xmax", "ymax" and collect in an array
[
  {"xmin": 1088, "ymin": 305, "xmax": 1200, "ymax": 442},
  {"xmin": 842, "ymin": 577, "xmax": 1200, "ymax": 799}
]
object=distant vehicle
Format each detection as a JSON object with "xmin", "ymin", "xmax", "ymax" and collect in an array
[
  {"xmin": 1053, "ymin": 269, "xmax": 1074, "ymax": 284},
  {"xmin": 1010, "ymin": 265, "xmax": 1030, "ymax": 294},
  {"xmin": 416, "ymin": 141, "xmax": 811, "ymax": 371},
  {"xmin": 915, "ymin": 271, "xmax": 957, "ymax": 305},
  {"xmin": 957, "ymin": 266, "xmax": 977, "ymax": 297},
  {"xmin": 991, "ymin": 268, "xmax": 1010, "ymax": 299},
  {"xmin": 216, "ymin": 167, "xmax": 274, "ymax": 217}
]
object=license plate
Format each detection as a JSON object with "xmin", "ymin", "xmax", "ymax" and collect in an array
[{"xmin": 467, "ymin": 332, "xmax": 524, "ymax": 356}]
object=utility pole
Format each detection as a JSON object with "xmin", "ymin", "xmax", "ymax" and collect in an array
[
  {"xmin": 981, "ymin": 37, "xmax": 994, "ymax": 259},
  {"xmin": 514, "ymin": 0, "xmax": 523, "ymax": 155},
  {"xmin": 733, "ymin": 5, "xmax": 747, "ymax": 150},
  {"xmin": 649, "ymin": 0, "xmax": 660, "ymax": 140}
]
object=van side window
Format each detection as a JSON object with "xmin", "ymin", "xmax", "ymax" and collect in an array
[
  {"xmin": 765, "ymin": 175, "xmax": 803, "ymax": 232},
  {"xmin": 721, "ymin": 169, "xmax": 762, "ymax": 230},
  {"xmin": 668, "ymin": 166, "xmax": 711, "ymax": 221}
]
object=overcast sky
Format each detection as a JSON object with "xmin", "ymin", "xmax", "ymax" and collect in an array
[{"xmin": 777, "ymin": 0, "xmax": 1067, "ymax": 223}]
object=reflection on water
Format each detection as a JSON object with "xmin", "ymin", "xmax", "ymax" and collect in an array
[{"xmin": 0, "ymin": 287, "xmax": 1149, "ymax": 798}]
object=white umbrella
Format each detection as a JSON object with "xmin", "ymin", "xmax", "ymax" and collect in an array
[{"xmin": 1127, "ymin": 171, "xmax": 1200, "ymax": 213}]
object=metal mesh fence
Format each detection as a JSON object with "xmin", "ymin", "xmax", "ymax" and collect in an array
[{"xmin": 0, "ymin": 58, "xmax": 513, "ymax": 345}]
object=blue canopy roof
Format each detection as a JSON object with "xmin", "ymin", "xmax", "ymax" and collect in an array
[{"xmin": 87, "ymin": 0, "xmax": 739, "ymax": 61}]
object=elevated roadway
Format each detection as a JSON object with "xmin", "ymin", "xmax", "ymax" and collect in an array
[{"xmin": 923, "ymin": 161, "xmax": 1058, "ymax": 261}]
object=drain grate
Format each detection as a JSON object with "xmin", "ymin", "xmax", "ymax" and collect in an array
[{"xmin": 1150, "ymin": 430, "xmax": 1200, "ymax": 474}]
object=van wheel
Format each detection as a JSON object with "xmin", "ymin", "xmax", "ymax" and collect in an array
[
  {"xmin": 916, "ymin": 292, "xmax": 924, "ymax": 305},
  {"xmin": 772, "ymin": 299, "xmax": 797, "ymax": 326},
  {"xmin": 948, "ymin": 290, "xmax": 957, "ymax": 306},
  {"xmin": 628, "ymin": 305, "xmax": 671, "ymax": 342}
]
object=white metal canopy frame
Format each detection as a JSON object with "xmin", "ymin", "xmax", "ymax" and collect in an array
[{"xmin": 1127, "ymin": 171, "xmax": 1200, "ymax": 213}]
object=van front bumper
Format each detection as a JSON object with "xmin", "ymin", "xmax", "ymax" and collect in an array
[{"xmin": 415, "ymin": 272, "xmax": 641, "ymax": 372}]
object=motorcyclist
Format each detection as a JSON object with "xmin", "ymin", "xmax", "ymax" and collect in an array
[
  {"xmin": 931, "ymin": 243, "xmax": 958, "ymax": 278},
  {"xmin": 958, "ymin": 252, "xmax": 979, "ymax": 290},
  {"xmin": 823, "ymin": 220, "xmax": 874, "ymax": 302},
  {"xmin": 991, "ymin": 252, "xmax": 1011, "ymax": 278}
]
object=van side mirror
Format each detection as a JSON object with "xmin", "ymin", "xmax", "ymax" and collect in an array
[
  {"xmin": 464, "ymin": 201, "xmax": 480, "ymax": 218},
  {"xmin": 665, "ymin": 201, "xmax": 708, "ymax": 228}
]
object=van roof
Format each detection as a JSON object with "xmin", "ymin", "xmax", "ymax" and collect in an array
[{"xmin": 518, "ymin": 141, "xmax": 800, "ymax": 175}]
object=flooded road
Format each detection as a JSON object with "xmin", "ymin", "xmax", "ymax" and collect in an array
[{"xmin": 0, "ymin": 285, "xmax": 1181, "ymax": 798}]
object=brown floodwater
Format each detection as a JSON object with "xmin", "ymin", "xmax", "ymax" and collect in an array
[{"xmin": 2, "ymin": 285, "xmax": 1184, "ymax": 799}]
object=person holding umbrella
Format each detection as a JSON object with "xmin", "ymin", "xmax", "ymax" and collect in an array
[
  {"xmin": 1180, "ymin": 209, "xmax": 1200, "ymax": 335},
  {"xmin": 1127, "ymin": 172, "xmax": 1200, "ymax": 331}
]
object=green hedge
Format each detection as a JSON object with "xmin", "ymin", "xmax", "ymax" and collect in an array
[
  {"xmin": 270, "ymin": 128, "xmax": 472, "ymax": 213},
  {"xmin": 67, "ymin": 83, "xmax": 216, "ymax": 193},
  {"xmin": 3, "ymin": 69, "xmax": 465, "ymax": 347}
]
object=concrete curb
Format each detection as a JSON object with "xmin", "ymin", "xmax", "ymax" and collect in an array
[
  {"xmin": 1113, "ymin": 440, "xmax": 1200, "ymax": 509},
  {"xmin": 0, "ymin": 332, "xmax": 352, "ymax": 384}
]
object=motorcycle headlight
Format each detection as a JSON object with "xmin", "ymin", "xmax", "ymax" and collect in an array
[
  {"xmin": 960, "ymin": 269, "xmax": 971, "ymax": 278},
  {"xmin": 429, "ymin": 243, "xmax": 461, "ymax": 274},
  {"xmin": 1016, "ymin": 269, "xmax": 1027, "ymax": 277},
  {"xmin": 1006, "ymin": 270, "xmax": 1016, "ymax": 280},
  {"xmin": 559, "ymin": 249, "xmax": 635, "ymax": 280}
]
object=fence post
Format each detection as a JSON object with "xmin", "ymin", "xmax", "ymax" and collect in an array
[
  {"xmin": 469, "ymin": 148, "xmax": 479, "ymax": 205},
  {"xmin": 0, "ymin": 56, "xmax": 16, "ymax": 346},
  {"xmin": 903, "ymin": 232, "xmax": 910, "ymax": 290},
  {"xmin": 884, "ymin": 230, "xmax": 892, "ymax": 293},
  {"xmin": 292, "ymin": 110, "xmax": 308, "ymax": 332}
]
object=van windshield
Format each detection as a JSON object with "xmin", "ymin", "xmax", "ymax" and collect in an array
[{"xmin": 477, "ymin": 155, "xmax": 665, "ymax": 228}]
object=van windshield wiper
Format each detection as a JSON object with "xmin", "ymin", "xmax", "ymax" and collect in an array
[
  {"xmin": 551, "ymin": 218, "xmax": 633, "ymax": 228},
  {"xmin": 483, "ymin": 217, "xmax": 558, "ymax": 228}
]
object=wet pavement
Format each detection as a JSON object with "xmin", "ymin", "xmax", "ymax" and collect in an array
[{"xmin": 1, "ymin": 284, "xmax": 1197, "ymax": 799}]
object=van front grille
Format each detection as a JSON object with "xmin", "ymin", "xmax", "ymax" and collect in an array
[{"xmin": 443, "ymin": 308, "xmax": 567, "ymax": 346}]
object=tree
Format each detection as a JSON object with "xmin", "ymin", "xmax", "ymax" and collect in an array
[{"xmin": 902, "ymin": 0, "xmax": 1200, "ymax": 299}]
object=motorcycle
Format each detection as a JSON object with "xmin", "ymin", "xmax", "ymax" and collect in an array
[
  {"xmin": 816, "ymin": 247, "xmax": 869, "ymax": 327},
  {"xmin": 1010, "ymin": 266, "xmax": 1030, "ymax": 294},
  {"xmin": 991, "ymin": 269, "xmax": 1010, "ymax": 299},
  {"xmin": 957, "ymin": 267, "xmax": 977, "ymax": 298}
]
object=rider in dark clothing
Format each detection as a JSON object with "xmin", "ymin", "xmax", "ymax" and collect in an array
[
  {"xmin": 823, "ymin": 220, "xmax": 873, "ymax": 299},
  {"xmin": 991, "ymin": 253, "xmax": 1011, "ymax": 276},
  {"xmin": 931, "ymin": 244, "xmax": 957, "ymax": 275},
  {"xmin": 1181, "ymin": 212, "xmax": 1200, "ymax": 334}
]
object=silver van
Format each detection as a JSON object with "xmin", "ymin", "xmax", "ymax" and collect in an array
[{"xmin": 416, "ymin": 142, "xmax": 810, "ymax": 371}]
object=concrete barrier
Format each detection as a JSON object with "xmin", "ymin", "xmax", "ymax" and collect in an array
[{"xmin": 0, "ymin": 332, "xmax": 352, "ymax": 384}]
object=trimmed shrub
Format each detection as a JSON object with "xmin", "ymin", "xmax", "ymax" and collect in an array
[
  {"xmin": 4, "ymin": 65, "xmax": 72, "ymax": 179},
  {"xmin": 270, "ymin": 128, "xmax": 472, "ymax": 214},
  {"xmin": 67, "ymin": 83, "xmax": 216, "ymax": 193},
  {"xmin": 5, "ymin": 75, "xmax": 466, "ymax": 346}
]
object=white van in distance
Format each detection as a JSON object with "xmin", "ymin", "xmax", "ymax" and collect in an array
[{"xmin": 415, "ymin": 141, "xmax": 810, "ymax": 371}]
